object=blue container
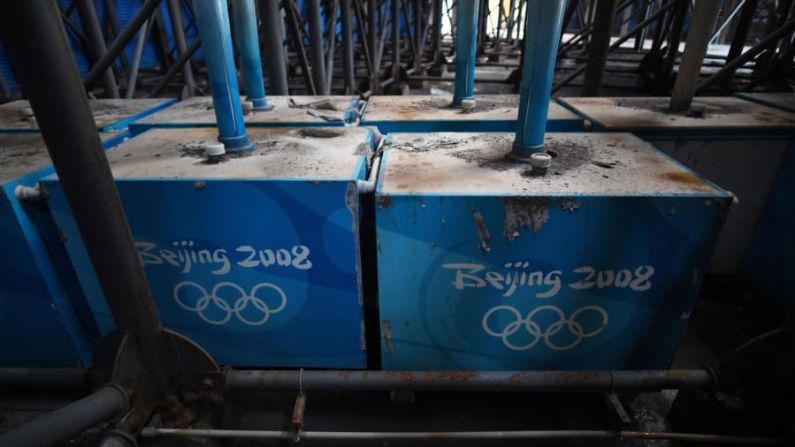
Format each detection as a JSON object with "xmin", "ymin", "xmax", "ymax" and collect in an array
[
  {"xmin": 559, "ymin": 96, "xmax": 795, "ymax": 275},
  {"xmin": 375, "ymin": 132, "xmax": 731, "ymax": 370},
  {"xmin": 130, "ymin": 96, "xmax": 364, "ymax": 134},
  {"xmin": 44, "ymin": 126, "xmax": 375, "ymax": 368},
  {"xmin": 0, "ymin": 98, "xmax": 176, "ymax": 133},
  {"xmin": 360, "ymin": 95, "xmax": 583, "ymax": 133},
  {"xmin": 0, "ymin": 132, "xmax": 127, "ymax": 367}
]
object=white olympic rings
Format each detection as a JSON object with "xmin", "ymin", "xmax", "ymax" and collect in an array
[
  {"xmin": 482, "ymin": 304, "xmax": 608, "ymax": 351},
  {"xmin": 173, "ymin": 281, "xmax": 287, "ymax": 326}
]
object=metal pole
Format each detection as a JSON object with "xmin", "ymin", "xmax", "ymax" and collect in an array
[
  {"xmin": 510, "ymin": 0, "xmax": 566, "ymax": 162},
  {"xmin": 659, "ymin": 0, "xmax": 688, "ymax": 84},
  {"xmin": 368, "ymin": 0, "xmax": 380, "ymax": 91},
  {"xmin": 582, "ymin": 0, "xmax": 616, "ymax": 96},
  {"xmin": 150, "ymin": 38, "xmax": 201, "ymax": 96},
  {"xmin": 226, "ymin": 368, "xmax": 715, "ymax": 392},
  {"xmin": 193, "ymin": 0, "xmax": 254, "ymax": 150},
  {"xmin": 308, "ymin": 0, "xmax": 329, "ymax": 94},
  {"xmin": 695, "ymin": 16, "xmax": 795, "ymax": 93},
  {"xmin": 668, "ymin": 0, "xmax": 721, "ymax": 112},
  {"xmin": 259, "ymin": 0, "xmax": 289, "ymax": 94},
  {"xmin": 719, "ymin": 0, "xmax": 757, "ymax": 93},
  {"xmin": 392, "ymin": 0, "xmax": 400, "ymax": 75},
  {"xmin": 0, "ymin": 0, "xmax": 174, "ymax": 397},
  {"xmin": 283, "ymin": 0, "xmax": 317, "ymax": 94},
  {"xmin": 126, "ymin": 19, "xmax": 150, "ymax": 98},
  {"xmin": 75, "ymin": 0, "xmax": 120, "ymax": 98},
  {"xmin": 166, "ymin": 0, "xmax": 196, "ymax": 94},
  {"xmin": 83, "ymin": 0, "xmax": 162, "ymax": 92},
  {"xmin": 231, "ymin": 0, "xmax": 272, "ymax": 110},
  {"xmin": 324, "ymin": 0, "xmax": 338, "ymax": 91},
  {"xmin": 452, "ymin": 0, "xmax": 480, "ymax": 107},
  {"xmin": 0, "ymin": 385, "xmax": 129, "ymax": 447},
  {"xmin": 342, "ymin": 0, "xmax": 356, "ymax": 92},
  {"xmin": 413, "ymin": 0, "xmax": 423, "ymax": 69},
  {"xmin": 142, "ymin": 427, "xmax": 790, "ymax": 444}
]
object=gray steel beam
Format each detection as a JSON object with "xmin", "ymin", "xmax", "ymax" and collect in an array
[
  {"xmin": 669, "ymin": 0, "xmax": 721, "ymax": 112},
  {"xmin": 582, "ymin": 0, "xmax": 617, "ymax": 96},
  {"xmin": 75, "ymin": 0, "xmax": 119, "ymax": 97}
]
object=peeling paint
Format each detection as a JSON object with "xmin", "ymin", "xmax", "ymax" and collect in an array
[
  {"xmin": 502, "ymin": 197, "xmax": 551, "ymax": 240},
  {"xmin": 471, "ymin": 209, "xmax": 491, "ymax": 253},
  {"xmin": 378, "ymin": 195, "xmax": 393, "ymax": 209},
  {"xmin": 381, "ymin": 320, "xmax": 394, "ymax": 353},
  {"xmin": 559, "ymin": 198, "xmax": 579, "ymax": 212}
]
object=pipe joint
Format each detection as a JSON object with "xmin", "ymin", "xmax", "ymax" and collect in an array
[{"xmin": 219, "ymin": 134, "xmax": 254, "ymax": 152}]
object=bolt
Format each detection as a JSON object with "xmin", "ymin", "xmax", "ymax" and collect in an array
[{"xmin": 529, "ymin": 152, "xmax": 553, "ymax": 176}]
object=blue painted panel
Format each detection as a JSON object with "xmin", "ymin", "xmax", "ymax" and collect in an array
[
  {"xmin": 376, "ymin": 171, "xmax": 730, "ymax": 370},
  {"xmin": 45, "ymin": 177, "xmax": 368, "ymax": 368}
]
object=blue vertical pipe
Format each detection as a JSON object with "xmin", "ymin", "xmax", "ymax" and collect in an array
[
  {"xmin": 231, "ymin": 0, "xmax": 272, "ymax": 111},
  {"xmin": 193, "ymin": 0, "xmax": 253, "ymax": 151},
  {"xmin": 510, "ymin": 0, "xmax": 567, "ymax": 160},
  {"xmin": 452, "ymin": 0, "xmax": 480, "ymax": 107}
]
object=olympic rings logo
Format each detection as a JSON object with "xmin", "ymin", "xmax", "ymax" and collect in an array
[
  {"xmin": 482, "ymin": 305, "xmax": 608, "ymax": 351},
  {"xmin": 173, "ymin": 281, "xmax": 287, "ymax": 326}
]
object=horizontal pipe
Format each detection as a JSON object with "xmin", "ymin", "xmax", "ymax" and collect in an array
[
  {"xmin": 0, "ymin": 384, "xmax": 129, "ymax": 447},
  {"xmin": 225, "ymin": 369, "xmax": 716, "ymax": 392},
  {"xmin": 141, "ymin": 427, "xmax": 789, "ymax": 444},
  {"xmin": 0, "ymin": 368, "xmax": 85, "ymax": 388}
]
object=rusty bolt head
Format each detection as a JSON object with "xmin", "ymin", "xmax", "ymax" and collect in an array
[{"xmin": 530, "ymin": 153, "xmax": 553, "ymax": 169}]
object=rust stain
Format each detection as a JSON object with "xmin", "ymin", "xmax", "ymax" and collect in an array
[
  {"xmin": 661, "ymin": 171, "xmax": 704, "ymax": 186},
  {"xmin": 471, "ymin": 209, "xmax": 491, "ymax": 253},
  {"xmin": 501, "ymin": 197, "xmax": 551, "ymax": 240},
  {"xmin": 378, "ymin": 195, "xmax": 393, "ymax": 209},
  {"xmin": 338, "ymin": 371, "xmax": 352, "ymax": 380},
  {"xmin": 385, "ymin": 371, "xmax": 419, "ymax": 382},
  {"xmin": 432, "ymin": 371, "xmax": 479, "ymax": 381},
  {"xmin": 381, "ymin": 320, "xmax": 394, "ymax": 353}
]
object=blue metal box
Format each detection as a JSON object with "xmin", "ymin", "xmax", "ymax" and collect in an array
[
  {"xmin": 360, "ymin": 94, "xmax": 583, "ymax": 133},
  {"xmin": 559, "ymin": 96, "xmax": 795, "ymax": 274},
  {"xmin": 129, "ymin": 96, "xmax": 364, "ymax": 135},
  {"xmin": 0, "ymin": 133, "xmax": 129, "ymax": 367},
  {"xmin": 44, "ymin": 127, "xmax": 374, "ymax": 368},
  {"xmin": 375, "ymin": 132, "xmax": 731, "ymax": 370},
  {"xmin": 0, "ymin": 98, "xmax": 176, "ymax": 134}
]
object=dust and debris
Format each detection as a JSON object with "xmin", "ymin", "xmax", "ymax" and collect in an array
[
  {"xmin": 0, "ymin": 134, "xmax": 56, "ymax": 184},
  {"xmin": 298, "ymin": 128, "xmax": 344, "ymax": 138},
  {"xmin": 559, "ymin": 198, "xmax": 579, "ymax": 212},
  {"xmin": 414, "ymin": 95, "xmax": 517, "ymax": 115},
  {"xmin": 175, "ymin": 140, "xmax": 253, "ymax": 165},
  {"xmin": 381, "ymin": 320, "xmax": 394, "ymax": 353},
  {"xmin": 502, "ymin": 197, "xmax": 551, "ymax": 240},
  {"xmin": 389, "ymin": 134, "xmax": 461, "ymax": 152},
  {"xmin": 380, "ymin": 132, "xmax": 723, "ymax": 195},
  {"xmin": 289, "ymin": 98, "xmax": 340, "ymax": 111},
  {"xmin": 471, "ymin": 209, "xmax": 491, "ymax": 253}
]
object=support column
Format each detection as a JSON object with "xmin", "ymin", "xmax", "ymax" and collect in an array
[
  {"xmin": 193, "ymin": 0, "xmax": 254, "ymax": 151},
  {"xmin": 719, "ymin": 0, "xmax": 758, "ymax": 93},
  {"xmin": 75, "ymin": 0, "xmax": 119, "ymax": 98},
  {"xmin": 582, "ymin": 0, "xmax": 617, "ymax": 96},
  {"xmin": 510, "ymin": 0, "xmax": 566, "ymax": 162},
  {"xmin": 669, "ymin": 0, "xmax": 721, "ymax": 113},
  {"xmin": 231, "ymin": 0, "xmax": 272, "ymax": 110},
  {"xmin": 0, "ymin": 0, "xmax": 175, "ymax": 396},
  {"xmin": 166, "ymin": 0, "xmax": 196, "ymax": 94},
  {"xmin": 258, "ymin": 0, "xmax": 289, "ymax": 94},
  {"xmin": 342, "ymin": 0, "xmax": 356, "ymax": 92},
  {"xmin": 452, "ymin": 0, "xmax": 480, "ymax": 107},
  {"xmin": 308, "ymin": 0, "xmax": 328, "ymax": 94}
]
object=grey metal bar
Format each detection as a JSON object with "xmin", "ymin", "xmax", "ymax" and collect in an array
[
  {"xmin": 259, "ymin": 0, "xmax": 289, "ymax": 95},
  {"xmin": 391, "ymin": 0, "xmax": 400, "ymax": 75},
  {"xmin": 126, "ymin": 19, "xmax": 150, "ymax": 98},
  {"xmin": 166, "ymin": 0, "xmax": 196, "ymax": 94},
  {"xmin": 341, "ymin": 0, "xmax": 356, "ymax": 92},
  {"xmin": 226, "ymin": 369, "xmax": 715, "ymax": 392},
  {"xmin": 696, "ymin": 16, "xmax": 795, "ymax": 93},
  {"xmin": 75, "ymin": 0, "xmax": 120, "ymax": 97},
  {"xmin": 141, "ymin": 427, "xmax": 790, "ymax": 444},
  {"xmin": 308, "ymin": 0, "xmax": 328, "ymax": 94},
  {"xmin": 150, "ymin": 37, "xmax": 200, "ymax": 96},
  {"xmin": 582, "ymin": 0, "xmax": 617, "ymax": 96},
  {"xmin": 719, "ymin": 0, "xmax": 758, "ymax": 93},
  {"xmin": 83, "ymin": 0, "xmax": 162, "ymax": 91},
  {"xmin": 283, "ymin": 0, "xmax": 317, "ymax": 94},
  {"xmin": 0, "ymin": 0, "xmax": 173, "ymax": 397},
  {"xmin": 368, "ymin": 0, "xmax": 380, "ymax": 91},
  {"xmin": 669, "ymin": 0, "xmax": 721, "ymax": 112},
  {"xmin": 0, "ymin": 384, "xmax": 129, "ymax": 447}
]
